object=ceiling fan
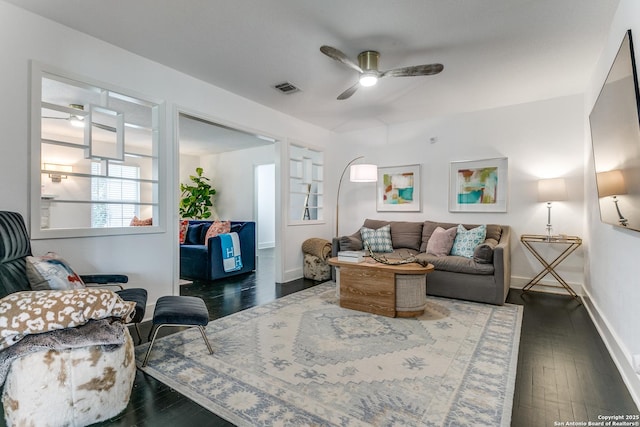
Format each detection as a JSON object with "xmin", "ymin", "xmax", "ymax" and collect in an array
[
  {"xmin": 42, "ymin": 104, "xmax": 116, "ymax": 132},
  {"xmin": 320, "ymin": 45, "xmax": 443, "ymax": 100}
]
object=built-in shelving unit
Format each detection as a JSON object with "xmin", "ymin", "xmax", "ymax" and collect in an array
[{"xmin": 288, "ymin": 143, "xmax": 323, "ymax": 224}]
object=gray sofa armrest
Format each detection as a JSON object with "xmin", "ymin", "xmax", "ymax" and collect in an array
[
  {"xmin": 493, "ymin": 225, "xmax": 511, "ymax": 303},
  {"xmin": 330, "ymin": 237, "xmax": 341, "ymax": 281},
  {"xmin": 331, "ymin": 237, "xmax": 341, "ymax": 258}
]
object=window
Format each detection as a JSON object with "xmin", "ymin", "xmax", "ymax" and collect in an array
[
  {"xmin": 30, "ymin": 63, "xmax": 163, "ymax": 238},
  {"xmin": 91, "ymin": 162, "xmax": 140, "ymax": 227}
]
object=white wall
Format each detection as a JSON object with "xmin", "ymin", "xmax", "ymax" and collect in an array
[
  {"xmin": 256, "ymin": 164, "xmax": 276, "ymax": 249},
  {"xmin": 0, "ymin": 2, "xmax": 334, "ymax": 311},
  {"xmin": 584, "ymin": 0, "xmax": 640, "ymax": 407},
  {"xmin": 334, "ymin": 94, "xmax": 586, "ymax": 288},
  {"xmin": 208, "ymin": 144, "xmax": 275, "ymax": 221}
]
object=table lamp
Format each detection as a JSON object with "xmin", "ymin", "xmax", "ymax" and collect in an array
[
  {"xmin": 537, "ymin": 178, "xmax": 567, "ymax": 239},
  {"xmin": 336, "ymin": 157, "xmax": 377, "ymax": 236},
  {"xmin": 596, "ymin": 170, "xmax": 628, "ymax": 226}
]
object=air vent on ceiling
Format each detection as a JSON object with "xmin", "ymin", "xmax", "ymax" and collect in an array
[{"xmin": 274, "ymin": 82, "xmax": 301, "ymax": 94}]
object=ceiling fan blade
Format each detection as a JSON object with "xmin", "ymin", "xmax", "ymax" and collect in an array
[
  {"xmin": 93, "ymin": 122, "xmax": 116, "ymax": 132},
  {"xmin": 320, "ymin": 45, "xmax": 362, "ymax": 73},
  {"xmin": 42, "ymin": 116, "xmax": 116, "ymax": 132},
  {"xmin": 381, "ymin": 63, "xmax": 444, "ymax": 78},
  {"xmin": 337, "ymin": 83, "xmax": 360, "ymax": 100}
]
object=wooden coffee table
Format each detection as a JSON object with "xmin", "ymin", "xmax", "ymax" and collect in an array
[{"xmin": 328, "ymin": 257, "xmax": 434, "ymax": 318}]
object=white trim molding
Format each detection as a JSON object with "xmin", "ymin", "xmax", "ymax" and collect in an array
[{"xmin": 581, "ymin": 287, "xmax": 640, "ymax": 409}]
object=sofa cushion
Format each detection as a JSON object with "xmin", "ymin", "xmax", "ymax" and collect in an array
[
  {"xmin": 339, "ymin": 219, "xmax": 386, "ymax": 251},
  {"xmin": 360, "ymin": 224, "xmax": 393, "ymax": 253},
  {"xmin": 204, "ymin": 220, "xmax": 231, "ymax": 242},
  {"xmin": 421, "ymin": 221, "xmax": 502, "ymax": 252},
  {"xmin": 129, "ymin": 216, "xmax": 152, "ymax": 226},
  {"xmin": 185, "ymin": 223, "xmax": 208, "ymax": 245},
  {"xmin": 389, "ymin": 221, "xmax": 424, "ymax": 251},
  {"xmin": 426, "ymin": 226, "xmax": 457, "ymax": 257},
  {"xmin": 415, "ymin": 253, "xmax": 495, "ymax": 275},
  {"xmin": 179, "ymin": 220, "xmax": 189, "ymax": 244},
  {"xmin": 358, "ymin": 219, "xmax": 423, "ymax": 251},
  {"xmin": 451, "ymin": 224, "xmax": 487, "ymax": 258},
  {"xmin": 474, "ymin": 238, "xmax": 498, "ymax": 264},
  {"xmin": 484, "ymin": 225, "xmax": 502, "ymax": 242}
]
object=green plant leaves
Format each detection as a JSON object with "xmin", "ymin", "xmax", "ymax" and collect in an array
[{"xmin": 179, "ymin": 167, "xmax": 216, "ymax": 219}]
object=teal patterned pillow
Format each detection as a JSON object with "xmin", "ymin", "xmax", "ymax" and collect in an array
[
  {"xmin": 450, "ymin": 224, "xmax": 487, "ymax": 258},
  {"xmin": 360, "ymin": 224, "xmax": 393, "ymax": 253}
]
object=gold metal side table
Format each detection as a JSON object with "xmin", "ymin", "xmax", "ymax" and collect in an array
[{"xmin": 520, "ymin": 234, "xmax": 582, "ymax": 301}]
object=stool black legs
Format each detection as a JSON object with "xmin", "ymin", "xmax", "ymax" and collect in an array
[{"xmin": 142, "ymin": 323, "xmax": 214, "ymax": 367}]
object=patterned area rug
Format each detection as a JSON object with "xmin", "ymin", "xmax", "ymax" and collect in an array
[{"xmin": 135, "ymin": 282, "xmax": 522, "ymax": 426}]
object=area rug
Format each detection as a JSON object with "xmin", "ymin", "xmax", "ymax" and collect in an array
[{"xmin": 135, "ymin": 282, "xmax": 522, "ymax": 426}]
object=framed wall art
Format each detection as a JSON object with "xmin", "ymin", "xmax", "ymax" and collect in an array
[
  {"xmin": 449, "ymin": 157, "xmax": 508, "ymax": 212},
  {"xmin": 377, "ymin": 164, "xmax": 421, "ymax": 212}
]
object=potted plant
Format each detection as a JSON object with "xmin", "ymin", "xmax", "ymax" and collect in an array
[{"xmin": 179, "ymin": 167, "xmax": 217, "ymax": 219}]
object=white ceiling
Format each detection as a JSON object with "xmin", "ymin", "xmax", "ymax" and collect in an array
[
  {"xmin": 8, "ymin": 0, "xmax": 619, "ymax": 134},
  {"xmin": 178, "ymin": 113, "xmax": 274, "ymax": 156}
]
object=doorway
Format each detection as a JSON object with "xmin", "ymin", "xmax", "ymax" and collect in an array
[{"xmin": 176, "ymin": 111, "xmax": 281, "ymax": 284}]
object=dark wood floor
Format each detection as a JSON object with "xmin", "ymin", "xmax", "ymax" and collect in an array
[
  {"xmin": 508, "ymin": 290, "xmax": 639, "ymax": 426},
  {"xmin": 4, "ymin": 248, "xmax": 638, "ymax": 426}
]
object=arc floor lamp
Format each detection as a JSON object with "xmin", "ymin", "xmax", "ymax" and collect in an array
[{"xmin": 336, "ymin": 156, "xmax": 377, "ymax": 236}]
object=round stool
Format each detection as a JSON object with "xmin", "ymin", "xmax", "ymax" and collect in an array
[{"xmin": 142, "ymin": 295, "xmax": 213, "ymax": 366}]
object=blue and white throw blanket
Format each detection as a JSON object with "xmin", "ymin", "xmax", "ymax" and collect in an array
[{"xmin": 220, "ymin": 232, "xmax": 243, "ymax": 272}]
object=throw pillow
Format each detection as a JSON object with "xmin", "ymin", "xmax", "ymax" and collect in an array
[
  {"xmin": 451, "ymin": 224, "xmax": 487, "ymax": 258},
  {"xmin": 185, "ymin": 223, "xmax": 208, "ymax": 245},
  {"xmin": 25, "ymin": 252, "xmax": 86, "ymax": 291},
  {"xmin": 204, "ymin": 220, "xmax": 231, "ymax": 242},
  {"xmin": 130, "ymin": 216, "xmax": 152, "ymax": 226},
  {"xmin": 179, "ymin": 220, "xmax": 189, "ymax": 244},
  {"xmin": 426, "ymin": 226, "xmax": 458, "ymax": 257},
  {"xmin": 0, "ymin": 288, "xmax": 135, "ymax": 350},
  {"xmin": 360, "ymin": 224, "xmax": 393, "ymax": 253},
  {"xmin": 473, "ymin": 241, "xmax": 496, "ymax": 264}
]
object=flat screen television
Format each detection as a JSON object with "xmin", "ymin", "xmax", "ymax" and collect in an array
[{"xmin": 589, "ymin": 29, "xmax": 640, "ymax": 232}]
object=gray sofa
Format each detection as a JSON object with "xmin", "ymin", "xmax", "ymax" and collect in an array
[{"xmin": 332, "ymin": 219, "xmax": 511, "ymax": 305}]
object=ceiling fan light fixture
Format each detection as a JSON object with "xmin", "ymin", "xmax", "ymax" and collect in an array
[
  {"xmin": 69, "ymin": 116, "xmax": 85, "ymax": 128},
  {"xmin": 359, "ymin": 73, "xmax": 378, "ymax": 87},
  {"xmin": 68, "ymin": 104, "xmax": 85, "ymax": 127}
]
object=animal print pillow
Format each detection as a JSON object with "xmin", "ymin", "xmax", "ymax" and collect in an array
[{"xmin": 0, "ymin": 288, "xmax": 136, "ymax": 350}]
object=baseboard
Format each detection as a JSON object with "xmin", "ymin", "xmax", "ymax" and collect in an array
[
  {"xmin": 283, "ymin": 267, "xmax": 303, "ymax": 283},
  {"xmin": 510, "ymin": 275, "xmax": 583, "ymax": 296},
  {"xmin": 581, "ymin": 287, "xmax": 640, "ymax": 410},
  {"xmin": 258, "ymin": 241, "xmax": 275, "ymax": 250}
]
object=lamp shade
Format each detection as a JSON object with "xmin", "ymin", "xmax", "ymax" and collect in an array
[
  {"xmin": 350, "ymin": 164, "xmax": 377, "ymax": 182},
  {"xmin": 537, "ymin": 178, "xmax": 567, "ymax": 202},
  {"xmin": 596, "ymin": 170, "xmax": 627, "ymax": 197}
]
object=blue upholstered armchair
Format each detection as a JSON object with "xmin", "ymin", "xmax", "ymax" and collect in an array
[{"xmin": 180, "ymin": 220, "xmax": 256, "ymax": 281}]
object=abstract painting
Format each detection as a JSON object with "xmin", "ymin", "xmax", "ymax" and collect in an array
[
  {"xmin": 449, "ymin": 157, "xmax": 508, "ymax": 212},
  {"xmin": 377, "ymin": 164, "xmax": 421, "ymax": 211}
]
